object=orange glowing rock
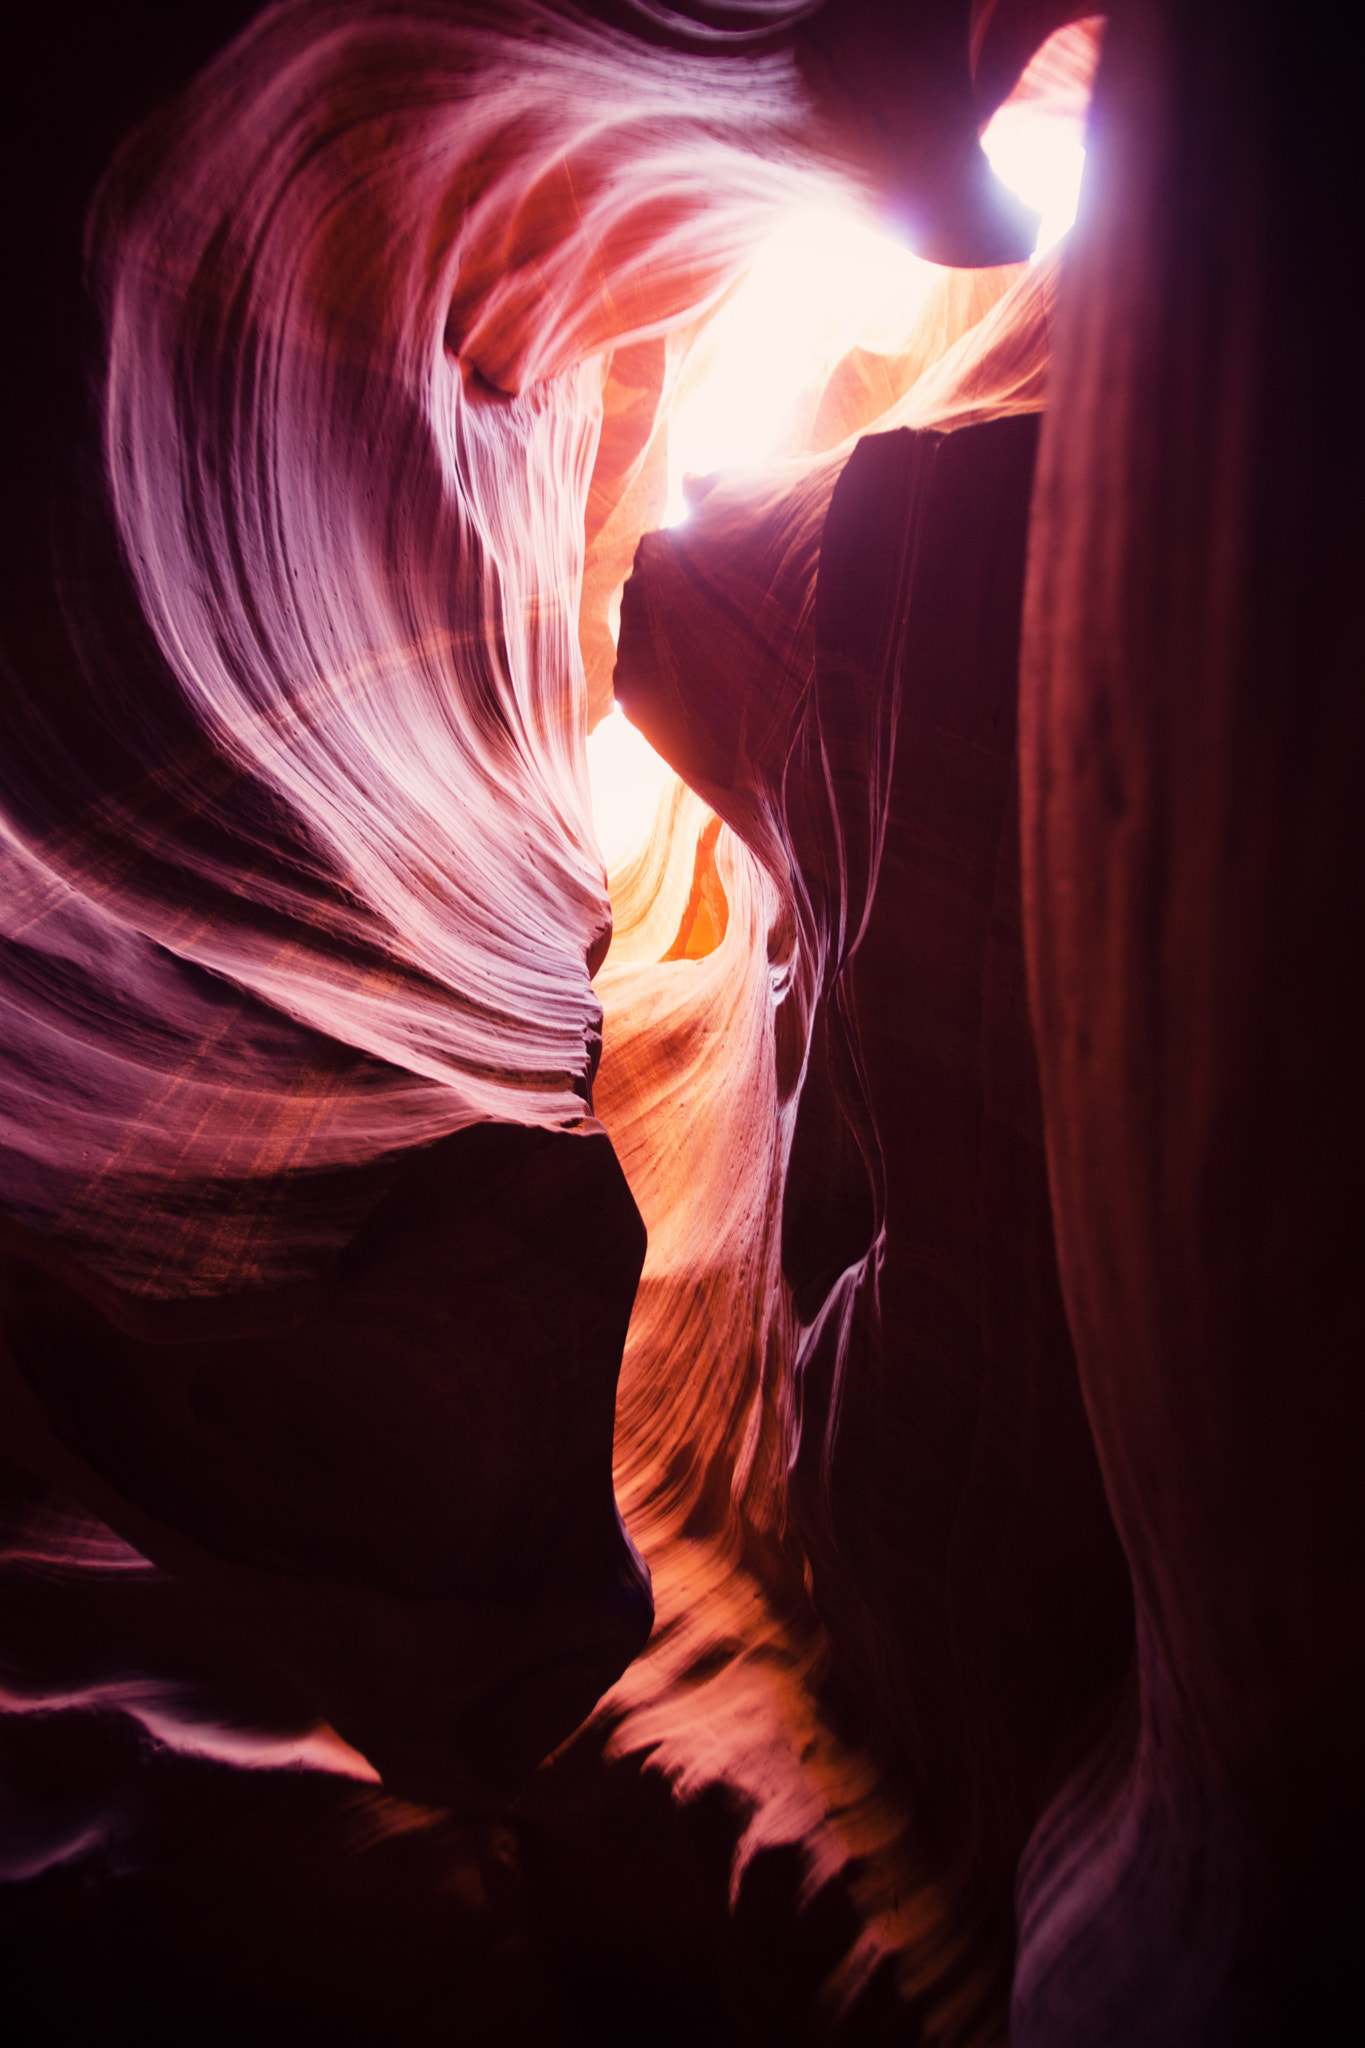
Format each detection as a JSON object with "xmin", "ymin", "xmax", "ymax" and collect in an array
[{"xmin": 3, "ymin": 4, "xmax": 1358, "ymax": 2043}]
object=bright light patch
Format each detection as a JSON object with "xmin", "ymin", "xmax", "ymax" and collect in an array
[
  {"xmin": 590, "ymin": 37, "xmax": 1101, "ymax": 870},
  {"xmin": 663, "ymin": 206, "xmax": 941, "ymax": 526},
  {"xmin": 586, "ymin": 706, "xmax": 674, "ymax": 869},
  {"xmin": 980, "ymin": 105, "xmax": 1086, "ymax": 256},
  {"xmin": 979, "ymin": 17, "xmax": 1102, "ymax": 257}
]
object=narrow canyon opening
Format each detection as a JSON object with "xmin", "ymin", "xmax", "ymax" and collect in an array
[{"xmin": 1, "ymin": 6, "xmax": 1360, "ymax": 2046}]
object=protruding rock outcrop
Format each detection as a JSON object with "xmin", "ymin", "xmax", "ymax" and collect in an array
[{"xmin": 2, "ymin": 3, "xmax": 1357, "ymax": 2043}]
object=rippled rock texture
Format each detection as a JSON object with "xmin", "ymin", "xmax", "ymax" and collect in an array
[{"xmin": 2, "ymin": 3, "xmax": 1359, "ymax": 2044}]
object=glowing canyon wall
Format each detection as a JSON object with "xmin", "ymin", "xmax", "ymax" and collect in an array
[{"xmin": 1, "ymin": 3, "xmax": 1359, "ymax": 2043}]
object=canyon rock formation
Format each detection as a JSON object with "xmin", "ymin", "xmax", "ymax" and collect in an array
[{"xmin": 1, "ymin": 3, "xmax": 1358, "ymax": 2044}]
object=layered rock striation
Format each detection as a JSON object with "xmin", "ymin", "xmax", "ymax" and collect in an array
[{"xmin": 2, "ymin": 3, "xmax": 1358, "ymax": 2043}]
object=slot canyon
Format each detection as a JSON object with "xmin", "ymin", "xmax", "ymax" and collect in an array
[{"xmin": 1, "ymin": 2, "xmax": 1359, "ymax": 2042}]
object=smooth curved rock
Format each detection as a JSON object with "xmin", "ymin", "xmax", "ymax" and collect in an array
[
  {"xmin": 1016, "ymin": 1, "xmax": 1365, "ymax": 2037},
  {"xmin": 2, "ymin": 1120, "xmax": 651, "ymax": 1808},
  {"xmin": 614, "ymin": 398, "xmax": 1133, "ymax": 2028},
  {"xmin": 1, "ymin": 0, "xmax": 1061, "ymax": 1899},
  {"xmin": 4, "ymin": 1, "xmax": 1356, "ymax": 2040}
]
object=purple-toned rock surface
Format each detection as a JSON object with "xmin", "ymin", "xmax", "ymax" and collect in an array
[{"xmin": 2, "ymin": 4, "xmax": 1356, "ymax": 2042}]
